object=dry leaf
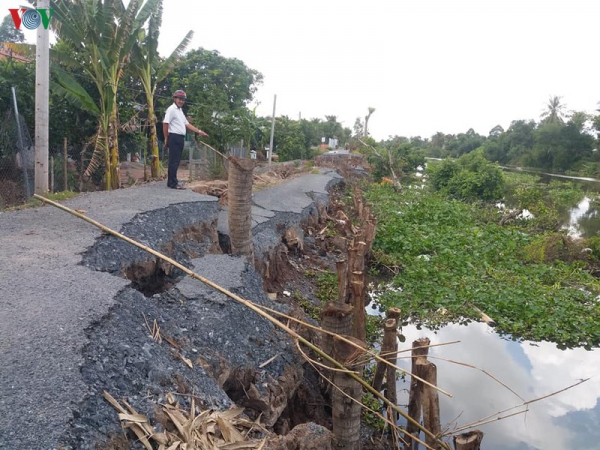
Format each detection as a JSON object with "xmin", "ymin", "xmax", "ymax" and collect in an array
[
  {"xmin": 118, "ymin": 413, "xmax": 148, "ymax": 423},
  {"xmin": 180, "ymin": 354, "xmax": 193, "ymax": 368}
]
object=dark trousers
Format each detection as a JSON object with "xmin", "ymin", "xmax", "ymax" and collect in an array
[{"xmin": 167, "ymin": 133, "xmax": 185, "ymax": 187}]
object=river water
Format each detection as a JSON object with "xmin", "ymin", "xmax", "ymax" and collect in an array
[{"xmin": 393, "ymin": 321, "xmax": 600, "ymax": 450}]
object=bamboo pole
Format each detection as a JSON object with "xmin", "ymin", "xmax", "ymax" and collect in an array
[{"xmin": 33, "ymin": 194, "xmax": 451, "ymax": 450}]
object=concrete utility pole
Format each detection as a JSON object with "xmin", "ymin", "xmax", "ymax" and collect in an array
[
  {"xmin": 34, "ymin": 0, "xmax": 50, "ymax": 194},
  {"xmin": 268, "ymin": 94, "xmax": 276, "ymax": 166}
]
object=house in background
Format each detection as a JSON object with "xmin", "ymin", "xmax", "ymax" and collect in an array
[{"xmin": 0, "ymin": 42, "xmax": 31, "ymax": 63}]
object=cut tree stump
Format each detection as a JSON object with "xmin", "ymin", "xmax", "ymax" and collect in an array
[
  {"xmin": 332, "ymin": 335, "xmax": 365, "ymax": 450},
  {"xmin": 227, "ymin": 156, "xmax": 255, "ymax": 258},
  {"xmin": 453, "ymin": 430, "xmax": 484, "ymax": 450}
]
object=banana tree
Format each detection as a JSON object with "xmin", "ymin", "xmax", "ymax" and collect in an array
[
  {"xmin": 50, "ymin": 0, "xmax": 158, "ymax": 190},
  {"xmin": 129, "ymin": 0, "xmax": 193, "ymax": 178}
]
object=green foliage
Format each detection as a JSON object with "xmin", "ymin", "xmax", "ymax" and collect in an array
[
  {"xmin": 427, "ymin": 150, "xmax": 505, "ymax": 201},
  {"xmin": 546, "ymin": 180, "xmax": 585, "ymax": 208},
  {"xmin": 51, "ymin": 0, "xmax": 161, "ymax": 189},
  {"xmin": 162, "ymin": 48, "xmax": 263, "ymax": 152},
  {"xmin": 0, "ymin": 15, "xmax": 25, "ymax": 42},
  {"xmin": 365, "ymin": 314, "xmax": 383, "ymax": 347},
  {"xmin": 293, "ymin": 292, "xmax": 322, "ymax": 321},
  {"xmin": 361, "ymin": 392, "xmax": 385, "ymax": 431},
  {"xmin": 207, "ymin": 158, "xmax": 225, "ymax": 179},
  {"xmin": 502, "ymin": 172, "xmax": 584, "ymax": 232},
  {"xmin": 365, "ymin": 182, "xmax": 600, "ymax": 349},
  {"xmin": 445, "ymin": 128, "xmax": 486, "ymax": 157},
  {"xmin": 0, "ymin": 58, "xmax": 35, "ymax": 136},
  {"xmin": 315, "ymin": 272, "xmax": 338, "ymax": 304},
  {"xmin": 586, "ymin": 236, "xmax": 600, "ymax": 261},
  {"xmin": 273, "ymin": 116, "xmax": 308, "ymax": 161},
  {"xmin": 51, "ymin": 154, "xmax": 78, "ymax": 191}
]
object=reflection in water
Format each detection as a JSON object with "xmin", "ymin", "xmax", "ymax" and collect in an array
[
  {"xmin": 566, "ymin": 197, "xmax": 591, "ymax": 237},
  {"xmin": 391, "ymin": 320, "xmax": 600, "ymax": 450},
  {"xmin": 565, "ymin": 196, "xmax": 600, "ymax": 239},
  {"xmin": 501, "ymin": 168, "xmax": 600, "ymax": 239}
]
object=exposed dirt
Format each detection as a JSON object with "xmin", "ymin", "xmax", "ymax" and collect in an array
[{"xmin": 118, "ymin": 160, "xmax": 314, "ymax": 202}]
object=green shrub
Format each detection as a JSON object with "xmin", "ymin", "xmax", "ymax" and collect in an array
[{"xmin": 428, "ymin": 150, "xmax": 505, "ymax": 201}]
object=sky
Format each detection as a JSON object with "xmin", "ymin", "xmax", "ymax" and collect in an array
[{"xmin": 17, "ymin": 0, "xmax": 600, "ymax": 141}]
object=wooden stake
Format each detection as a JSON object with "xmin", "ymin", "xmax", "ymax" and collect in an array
[
  {"xmin": 372, "ymin": 315, "xmax": 400, "ymax": 391},
  {"xmin": 336, "ymin": 258, "xmax": 349, "ymax": 304},
  {"xmin": 404, "ymin": 338, "xmax": 430, "ymax": 448},
  {"xmin": 420, "ymin": 359, "xmax": 441, "ymax": 449},
  {"xmin": 384, "ymin": 318, "xmax": 399, "ymax": 424}
]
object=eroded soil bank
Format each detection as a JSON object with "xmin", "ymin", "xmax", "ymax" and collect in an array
[{"xmin": 55, "ymin": 165, "xmax": 387, "ymax": 450}]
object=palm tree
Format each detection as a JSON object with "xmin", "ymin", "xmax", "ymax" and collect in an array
[
  {"xmin": 50, "ymin": 0, "xmax": 158, "ymax": 190},
  {"xmin": 364, "ymin": 107, "xmax": 375, "ymax": 137},
  {"xmin": 129, "ymin": 0, "xmax": 193, "ymax": 178},
  {"xmin": 540, "ymin": 95, "xmax": 567, "ymax": 124}
]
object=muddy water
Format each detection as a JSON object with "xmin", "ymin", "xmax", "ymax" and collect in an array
[{"xmin": 387, "ymin": 318, "xmax": 600, "ymax": 450}]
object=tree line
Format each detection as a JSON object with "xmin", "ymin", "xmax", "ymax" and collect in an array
[{"xmin": 381, "ymin": 96, "xmax": 600, "ymax": 177}]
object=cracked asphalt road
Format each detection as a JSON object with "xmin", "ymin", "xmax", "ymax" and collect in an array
[{"xmin": 0, "ymin": 169, "xmax": 342, "ymax": 449}]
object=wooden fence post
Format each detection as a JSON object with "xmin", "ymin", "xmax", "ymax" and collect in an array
[
  {"xmin": 372, "ymin": 308, "xmax": 401, "ymax": 391},
  {"xmin": 63, "ymin": 137, "xmax": 68, "ymax": 191}
]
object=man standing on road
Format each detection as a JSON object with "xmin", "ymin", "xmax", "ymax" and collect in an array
[{"xmin": 163, "ymin": 90, "xmax": 209, "ymax": 190}]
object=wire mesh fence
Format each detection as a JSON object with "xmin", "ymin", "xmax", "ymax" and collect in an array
[
  {"xmin": 1, "ymin": 104, "xmax": 256, "ymax": 208},
  {"xmin": 0, "ymin": 108, "xmax": 34, "ymax": 209},
  {"xmin": 183, "ymin": 140, "xmax": 229, "ymax": 182}
]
